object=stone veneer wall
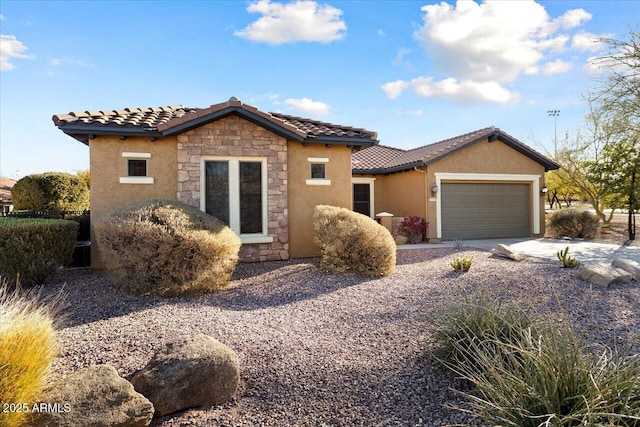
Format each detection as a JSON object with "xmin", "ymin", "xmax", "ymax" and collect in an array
[{"xmin": 176, "ymin": 115, "xmax": 289, "ymax": 262}]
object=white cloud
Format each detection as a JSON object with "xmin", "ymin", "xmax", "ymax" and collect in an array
[
  {"xmin": 377, "ymin": 29, "xmax": 385, "ymax": 36},
  {"xmin": 235, "ymin": 0, "xmax": 346, "ymax": 44},
  {"xmin": 411, "ymin": 76, "xmax": 518, "ymax": 105},
  {"xmin": 397, "ymin": 109, "xmax": 423, "ymax": 117},
  {"xmin": 572, "ymin": 31, "xmax": 609, "ymax": 52},
  {"xmin": 380, "ymin": 80, "xmax": 410, "ymax": 99},
  {"xmin": 284, "ymin": 97, "xmax": 329, "ymax": 115},
  {"xmin": 382, "ymin": 1, "xmax": 595, "ymax": 104},
  {"xmin": 50, "ymin": 58, "xmax": 61, "ymax": 66},
  {"xmin": 555, "ymin": 8, "xmax": 591, "ymax": 29},
  {"xmin": 0, "ymin": 14, "xmax": 4, "ymax": 21},
  {"xmin": 392, "ymin": 47, "xmax": 412, "ymax": 69},
  {"xmin": 542, "ymin": 59, "xmax": 572, "ymax": 74},
  {"xmin": 1, "ymin": 34, "xmax": 32, "ymax": 71}
]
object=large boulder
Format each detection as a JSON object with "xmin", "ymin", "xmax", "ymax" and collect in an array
[
  {"xmin": 130, "ymin": 334, "xmax": 240, "ymax": 417},
  {"xmin": 612, "ymin": 258, "xmax": 640, "ymax": 282},
  {"xmin": 578, "ymin": 263, "xmax": 633, "ymax": 287},
  {"xmin": 31, "ymin": 364, "xmax": 154, "ymax": 427},
  {"xmin": 490, "ymin": 244, "xmax": 524, "ymax": 262}
]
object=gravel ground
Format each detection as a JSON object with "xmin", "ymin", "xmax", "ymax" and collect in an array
[{"xmin": 42, "ymin": 248, "xmax": 640, "ymax": 426}]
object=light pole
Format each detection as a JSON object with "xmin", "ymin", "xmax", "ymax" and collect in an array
[{"xmin": 547, "ymin": 110, "xmax": 560, "ymax": 159}]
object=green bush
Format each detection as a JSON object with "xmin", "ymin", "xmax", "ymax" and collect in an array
[
  {"xmin": 0, "ymin": 279, "xmax": 61, "ymax": 427},
  {"xmin": 549, "ymin": 209, "xmax": 600, "ymax": 239},
  {"xmin": 12, "ymin": 172, "xmax": 89, "ymax": 212},
  {"xmin": 430, "ymin": 295, "xmax": 537, "ymax": 375},
  {"xmin": 0, "ymin": 218, "xmax": 78, "ymax": 286},
  {"xmin": 313, "ymin": 205, "xmax": 396, "ymax": 277},
  {"xmin": 431, "ymin": 298, "xmax": 640, "ymax": 426},
  {"xmin": 94, "ymin": 198, "xmax": 242, "ymax": 296}
]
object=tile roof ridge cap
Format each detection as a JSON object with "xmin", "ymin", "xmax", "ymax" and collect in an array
[{"xmin": 271, "ymin": 112, "xmax": 370, "ymax": 131}]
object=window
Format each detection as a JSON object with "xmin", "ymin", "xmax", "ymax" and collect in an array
[
  {"xmin": 310, "ymin": 163, "xmax": 326, "ymax": 179},
  {"xmin": 120, "ymin": 152, "xmax": 154, "ymax": 184},
  {"xmin": 128, "ymin": 159, "xmax": 147, "ymax": 177},
  {"xmin": 305, "ymin": 157, "xmax": 331, "ymax": 186},
  {"xmin": 202, "ymin": 157, "xmax": 272, "ymax": 243}
]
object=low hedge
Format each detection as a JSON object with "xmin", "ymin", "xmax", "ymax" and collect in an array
[
  {"xmin": 94, "ymin": 199, "xmax": 242, "ymax": 296},
  {"xmin": 0, "ymin": 218, "xmax": 78, "ymax": 286},
  {"xmin": 313, "ymin": 205, "xmax": 396, "ymax": 277}
]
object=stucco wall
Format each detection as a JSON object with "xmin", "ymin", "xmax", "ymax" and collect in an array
[
  {"xmin": 426, "ymin": 138, "xmax": 547, "ymax": 239},
  {"xmin": 176, "ymin": 115, "xmax": 289, "ymax": 262},
  {"xmin": 89, "ymin": 135, "xmax": 178, "ymax": 268},
  {"xmin": 288, "ymin": 142, "xmax": 353, "ymax": 258}
]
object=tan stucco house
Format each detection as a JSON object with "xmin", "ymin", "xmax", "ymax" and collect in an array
[
  {"xmin": 0, "ymin": 177, "xmax": 16, "ymax": 214},
  {"xmin": 352, "ymin": 127, "xmax": 560, "ymax": 241},
  {"xmin": 53, "ymin": 98, "xmax": 378, "ymax": 265},
  {"xmin": 53, "ymin": 97, "xmax": 559, "ymax": 267}
]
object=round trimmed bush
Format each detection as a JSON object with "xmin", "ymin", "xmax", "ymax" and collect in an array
[
  {"xmin": 12, "ymin": 172, "xmax": 89, "ymax": 212},
  {"xmin": 94, "ymin": 199, "xmax": 242, "ymax": 296},
  {"xmin": 313, "ymin": 205, "xmax": 396, "ymax": 277},
  {"xmin": 548, "ymin": 209, "xmax": 600, "ymax": 239}
]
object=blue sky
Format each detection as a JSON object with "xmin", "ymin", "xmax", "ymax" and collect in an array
[{"xmin": 1, "ymin": 0, "xmax": 638, "ymax": 179}]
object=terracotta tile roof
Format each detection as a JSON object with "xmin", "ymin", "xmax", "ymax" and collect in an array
[
  {"xmin": 352, "ymin": 145, "xmax": 405, "ymax": 171},
  {"xmin": 353, "ymin": 127, "xmax": 559, "ymax": 173},
  {"xmin": 0, "ymin": 177, "xmax": 16, "ymax": 201},
  {"xmin": 53, "ymin": 98, "xmax": 378, "ymax": 147},
  {"xmin": 52, "ymin": 106, "xmax": 188, "ymax": 130}
]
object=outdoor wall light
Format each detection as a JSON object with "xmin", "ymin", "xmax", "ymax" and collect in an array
[
  {"xmin": 541, "ymin": 186, "xmax": 548, "ymax": 194},
  {"xmin": 431, "ymin": 185, "xmax": 439, "ymax": 193}
]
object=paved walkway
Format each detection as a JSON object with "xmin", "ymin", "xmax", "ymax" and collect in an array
[{"xmin": 398, "ymin": 238, "xmax": 640, "ymax": 264}]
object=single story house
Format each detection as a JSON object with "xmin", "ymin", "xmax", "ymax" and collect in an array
[
  {"xmin": 53, "ymin": 97, "xmax": 378, "ymax": 266},
  {"xmin": 352, "ymin": 127, "xmax": 560, "ymax": 241},
  {"xmin": 0, "ymin": 177, "xmax": 16, "ymax": 214},
  {"xmin": 53, "ymin": 97, "xmax": 559, "ymax": 268}
]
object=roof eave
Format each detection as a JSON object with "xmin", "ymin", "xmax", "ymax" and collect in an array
[
  {"xmin": 495, "ymin": 133, "xmax": 561, "ymax": 171},
  {"xmin": 58, "ymin": 124, "xmax": 162, "ymax": 146},
  {"xmin": 160, "ymin": 107, "xmax": 306, "ymax": 142},
  {"xmin": 305, "ymin": 136, "xmax": 378, "ymax": 148}
]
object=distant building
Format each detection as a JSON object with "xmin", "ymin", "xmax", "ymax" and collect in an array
[{"xmin": 0, "ymin": 177, "xmax": 16, "ymax": 213}]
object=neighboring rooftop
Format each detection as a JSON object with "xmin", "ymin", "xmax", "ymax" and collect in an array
[
  {"xmin": 0, "ymin": 177, "xmax": 16, "ymax": 202},
  {"xmin": 352, "ymin": 127, "xmax": 560, "ymax": 173},
  {"xmin": 53, "ymin": 98, "xmax": 378, "ymax": 148}
]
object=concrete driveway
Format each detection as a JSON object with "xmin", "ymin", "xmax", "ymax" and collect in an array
[{"xmin": 399, "ymin": 238, "xmax": 640, "ymax": 263}]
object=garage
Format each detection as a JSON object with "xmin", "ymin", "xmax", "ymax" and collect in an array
[{"xmin": 441, "ymin": 182, "xmax": 531, "ymax": 239}]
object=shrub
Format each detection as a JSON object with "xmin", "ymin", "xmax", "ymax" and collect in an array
[
  {"xmin": 313, "ymin": 205, "xmax": 396, "ymax": 277},
  {"xmin": 0, "ymin": 218, "xmax": 78, "ymax": 286},
  {"xmin": 549, "ymin": 209, "xmax": 600, "ymax": 239},
  {"xmin": 11, "ymin": 172, "xmax": 89, "ymax": 212},
  {"xmin": 430, "ymin": 295, "xmax": 537, "ymax": 375},
  {"xmin": 431, "ymin": 297, "xmax": 640, "ymax": 426},
  {"xmin": 398, "ymin": 216, "xmax": 428, "ymax": 243},
  {"xmin": 94, "ymin": 198, "xmax": 242, "ymax": 296},
  {"xmin": 450, "ymin": 256, "xmax": 474, "ymax": 272},
  {"xmin": 0, "ymin": 280, "xmax": 61, "ymax": 427}
]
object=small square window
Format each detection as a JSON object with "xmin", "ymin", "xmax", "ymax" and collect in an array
[
  {"xmin": 128, "ymin": 159, "xmax": 147, "ymax": 177},
  {"xmin": 310, "ymin": 163, "xmax": 326, "ymax": 179}
]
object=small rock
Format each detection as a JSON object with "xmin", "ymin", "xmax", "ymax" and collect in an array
[
  {"xmin": 490, "ymin": 244, "xmax": 524, "ymax": 261},
  {"xmin": 578, "ymin": 263, "xmax": 633, "ymax": 286},
  {"xmin": 130, "ymin": 334, "xmax": 239, "ymax": 417},
  {"xmin": 394, "ymin": 235, "xmax": 409, "ymax": 245},
  {"xmin": 31, "ymin": 364, "xmax": 154, "ymax": 427},
  {"xmin": 611, "ymin": 258, "xmax": 640, "ymax": 281}
]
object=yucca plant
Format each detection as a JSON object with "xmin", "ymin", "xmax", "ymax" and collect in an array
[
  {"xmin": 0, "ymin": 279, "xmax": 62, "ymax": 427},
  {"xmin": 450, "ymin": 256, "xmax": 474, "ymax": 272}
]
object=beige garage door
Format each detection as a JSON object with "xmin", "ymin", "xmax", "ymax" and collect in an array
[{"xmin": 441, "ymin": 183, "xmax": 531, "ymax": 239}]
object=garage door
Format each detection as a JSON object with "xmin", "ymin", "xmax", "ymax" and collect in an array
[{"xmin": 441, "ymin": 183, "xmax": 530, "ymax": 239}]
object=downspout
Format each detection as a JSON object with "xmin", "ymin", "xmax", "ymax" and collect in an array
[{"xmin": 413, "ymin": 166, "xmax": 429, "ymax": 238}]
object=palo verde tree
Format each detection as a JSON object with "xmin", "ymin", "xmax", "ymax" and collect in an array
[{"xmin": 588, "ymin": 28, "xmax": 640, "ymax": 240}]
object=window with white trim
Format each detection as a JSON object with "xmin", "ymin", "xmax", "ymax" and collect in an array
[
  {"xmin": 305, "ymin": 157, "xmax": 331, "ymax": 186},
  {"xmin": 120, "ymin": 152, "xmax": 154, "ymax": 184},
  {"xmin": 202, "ymin": 157, "xmax": 271, "ymax": 241}
]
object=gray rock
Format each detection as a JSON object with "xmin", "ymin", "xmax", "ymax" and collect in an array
[
  {"xmin": 394, "ymin": 235, "xmax": 409, "ymax": 245},
  {"xmin": 490, "ymin": 244, "xmax": 524, "ymax": 261},
  {"xmin": 578, "ymin": 263, "xmax": 633, "ymax": 286},
  {"xmin": 130, "ymin": 334, "xmax": 239, "ymax": 417},
  {"xmin": 31, "ymin": 364, "xmax": 153, "ymax": 427},
  {"xmin": 612, "ymin": 258, "xmax": 640, "ymax": 281}
]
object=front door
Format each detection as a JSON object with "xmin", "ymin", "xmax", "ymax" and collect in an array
[{"xmin": 353, "ymin": 183, "xmax": 371, "ymax": 217}]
